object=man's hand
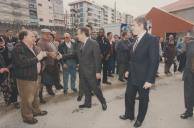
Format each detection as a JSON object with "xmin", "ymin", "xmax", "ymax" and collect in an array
[
  {"xmin": 0, "ymin": 68, "xmax": 9, "ymax": 74},
  {"xmin": 96, "ymin": 73, "xmax": 101, "ymax": 80},
  {"xmin": 47, "ymin": 52, "xmax": 58, "ymax": 59},
  {"xmin": 143, "ymin": 82, "xmax": 152, "ymax": 89},
  {"xmin": 37, "ymin": 51, "xmax": 47, "ymax": 61},
  {"xmin": 56, "ymin": 53, "xmax": 62, "ymax": 60},
  {"xmin": 125, "ymin": 71, "xmax": 129, "ymax": 78}
]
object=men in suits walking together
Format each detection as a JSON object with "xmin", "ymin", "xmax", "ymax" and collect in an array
[
  {"xmin": 120, "ymin": 16, "xmax": 160, "ymax": 128},
  {"xmin": 76, "ymin": 27, "xmax": 107, "ymax": 111}
]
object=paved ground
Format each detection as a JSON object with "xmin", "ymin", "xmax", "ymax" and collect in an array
[{"xmin": 0, "ymin": 64, "xmax": 194, "ymax": 128}]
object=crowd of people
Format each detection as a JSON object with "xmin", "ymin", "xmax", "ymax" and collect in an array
[{"xmin": 0, "ymin": 16, "xmax": 194, "ymax": 128}]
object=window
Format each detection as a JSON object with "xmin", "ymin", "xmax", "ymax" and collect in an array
[
  {"xmin": 39, "ymin": 18, "xmax": 43, "ymax": 21},
  {"xmin": 49, "ymin": 20, "xmax": 52, "ymax": 23},
  {"xmin": 38, "ymin": 3, "xmax": 42, "ymax": 6}
]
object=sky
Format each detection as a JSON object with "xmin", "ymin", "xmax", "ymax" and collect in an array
[{"xmin": 63, "ymin": 0, "xmax": 178, "ymax": 16}]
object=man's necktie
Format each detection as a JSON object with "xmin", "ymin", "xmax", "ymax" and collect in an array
[{"xmin": 133, "ymin": 37, "xmax": 139, "ymax": 52}]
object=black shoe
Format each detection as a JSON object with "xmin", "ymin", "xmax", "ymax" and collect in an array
[
  {"xmin": 72, "ymin": 88, "xmax": 78, "ymax": 93},
  {"xmin": 64, "ymin": 90, "xmax": 68, "ymax": 95},
  {"xmin": 119, "ymin": 115, "xmax": 134, "ymax": 121},
  {"xmin": 13, "ymin": 102, "xmax": 20, "ymax": 109},
  {"xmin": 55, "ymin": 84, "xmax": 63, "ymax": 90},
  {"xmin": 23, "ymin": 118, "xmax": 38, "ymax": 125},
  {"xmin": 33, "ymin": 110, "xmax": 48, "ymax": 117},
  {"xmin": 134, "ymin": 120, "xmax": 142, "ymax": 128},
  {"xmin": 118, "ymin": 79, "xmax": 125, "ymax": 82},
  {"xmin": 102, "ymin": 103, "xmax": 107, "ymax": 111},
  {"xmin": 77, "ymin": 95, "xmax": 83, "ymax": 102},
  {"xmin": 79, "ymin": 104, "xmax": 91, "ymax": 109},
  {"xmin": 40, "ymin": 99, "xmax": 46, "ymax": 104},
  {"xmin": 103, "ymin": 81, "xmax": 112, "ymax": 85},
  {"xmin": 180, "ymin": 112, "xmax": 193, "ymax": 119},
  {"xmin": 46, "ymin": 87, "xmax": 55, "ymax": 96}
]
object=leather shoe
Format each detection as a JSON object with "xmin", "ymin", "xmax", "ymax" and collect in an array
[
  {"xmin": 102, "ymin": 103, "xmax": 107, "ymax": 111},
  {"xmin": 103, "ymin": 81, "xmax": 112, "ymax": 85},
  {"xmin": 23, "ymin": 118, "xmax": 38, "ymax": 125},
  {"xmin": 180, "ymin": 112, "xmax": 193, "ymax": 119},
  {"xmin": 34, "ymin": 110, "xmax": 48, "ymax": 117},
  {"xmin": 77, "ymin": 95, "xmax": 83, "ymax": 102},
  {"xmin": 119, "ymin": 115, "xmax": 134, "ymax": 121},
  {"xmin": 79, "ymin": 104, "xmax": 91, "ymax": 109},
  {"xmin": 134, "ymin": 120, "xmax": 142, "ymax": 128}
]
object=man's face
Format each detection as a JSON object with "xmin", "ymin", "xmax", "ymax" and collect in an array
[
  {"xmin": 24, "ymin": 31, "xmax": 36, "ymax": 45},
  {"xmin": 64, "ymin": 33, "xmax": 71, "ymax": 42},
  {"xmin": 108, "ymin": 33, "xmax": 113, "ymax": 40},
  {"xmin": 99, "ymin": 29, "xmax": 104, "ymax": 37},
  {"xmin": 132, "ymin": 21, "xmax": 142, "ymax": 35},
  {"xmin": 42, "ymin": 33, "xmax": 50, "ymax": 41},
  {"xmin": 87, "ymin": 27, "xmax": 92, "ymax": 35},
  {"xmin": 77, "ymin": 29, "xmax": 84, "ymax": 42}
]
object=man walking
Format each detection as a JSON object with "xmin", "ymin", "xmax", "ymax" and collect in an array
[
  {"xmin": 12, "ymin": 30, "xmax": 48, "ymax": 124},
  {"xmin": 119, "ymin": 16, "xmax": 160, "ymax": 128},
  {"xmin": 77, "ymin": 27, "xmax": 107, "ymax": 111},
  {"xmin": 180, "ymin": 35, "xmax": 194, "ymax": 119}
]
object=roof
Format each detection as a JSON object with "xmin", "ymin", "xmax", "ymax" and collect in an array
[
  {"xmin": 146, "ymin": 7, "xmax": 194, "ymax": 37},
  {"xmin": 162, "ymin": 0, "xmax": 194, "ymax": 12}
]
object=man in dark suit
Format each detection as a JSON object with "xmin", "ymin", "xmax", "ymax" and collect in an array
[
  {"xmin": 116, "ymin": 32, "xmax": 132, "ymax": 82},
  {"xmin": 77, "ymin": 27, "xmax": 107, "ymax": 111},
  {"xmin": 96, "ymin": 28, "xmax": 111, "ymax": 85},
  {"xmin": 119, "ymin": 16, "xmax": 160, "ymax": 128},
  {"xmin": 180, "ymin": 36, "xmax": 194, "ymax": 119}
]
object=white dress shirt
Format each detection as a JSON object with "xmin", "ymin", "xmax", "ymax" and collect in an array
[{"xmin": 133, "ymin": 31, "xmax": 147, "ymax": 52}]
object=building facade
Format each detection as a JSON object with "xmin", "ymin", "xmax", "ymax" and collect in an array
[
  {"xmin": 29, "ymin": 0, "xmax": 38, "ymax": 25},
  {"xmin": 163, "ymin": 0, "xmax": 194, "ymax": 24},
  {"xmin": 0, "ymin": 0, "xmax": 30, "ymax": 24},
  {"xmin": 69, "ymin": 0, "xmax": 103, "ymax": 32},
  {"xmin": 36, "ymin": 0, "xmax": 54, "ymax": 26},
  {"xmin": 69, "ymin": 0, "xmax": 133, "ymax": 32},
  {"xmin": 51, "ymin": 0, "xmax": 65, "ymax": 27}
]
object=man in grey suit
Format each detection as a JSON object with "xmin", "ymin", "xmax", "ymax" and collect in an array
[
  {"xmin": 77, "ymin": 27, "xmax": 107, "ymax": 111},
  {"xmin": 180, "ymin": 35, "xmax": 194, "ymax": 119}
]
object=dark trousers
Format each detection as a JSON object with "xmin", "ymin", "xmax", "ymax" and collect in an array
[
  {"xmin": 80, "ymin": 74, "xmax": 106, "ymax": 106},
  {"xmin": 164, "ymin": 60, "xmax": 173, "ymax": 74},
  {"xmin": 177, "ymin": 53, "xmax": 186, "ymax": 72},
  {"xmin": 125, "ymin": 83, "xmax": 149, "ymax": 122},
  {"xmin": 118, "ymin": 63, "xmax": 127, "ymax": 80},
  {"xmin": 102, "ymin": 60, "xmax": 108, "ymax": 82},
  {"xmin": 108, "ymin": 56, "xmax": 115, "ymax": 74},
  {"xmin": 184, "ymin": 73, "xmax": 194, "ymax": 114}
]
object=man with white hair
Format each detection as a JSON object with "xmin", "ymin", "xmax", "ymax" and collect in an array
[{"xmin": 58, "ymin": 33, "xmax": 78, "ymax": 95}]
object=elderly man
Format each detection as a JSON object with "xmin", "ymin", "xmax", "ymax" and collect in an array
[
  {"xmin": 180, "ymin": 34, "xmax": 194, "ymax": 119},
  {"xmin": 58, "ymin": 33, "xmax": 78, "ymax": 95},
  {"xmin": 12, "ymin": 30, "xmax": 48, "ymax": 124},
  {"xmin": 37, "ymin": 29, "xmax": 62, "ymax": 98}
]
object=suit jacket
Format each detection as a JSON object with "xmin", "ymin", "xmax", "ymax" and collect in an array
[
  {"xmin": 183, "ymin": 41, "xmax": 194, "ymax": 80},
  {"xmin": 128, "ymin": 33, "xmax": 160, "ymax": 86},
  {"xmin": 116, "ymin": 39, "xmax": 132, "ymax": 65},
  {"xmin": 12, "ymin": 42, "xmax": 39, "ymax": 81},
  {"xmin": 78, "ymin": 38, "xmax": 101, "ymax": 77},
  {"xmin": 96, "ymin": 36, "xmax": 111, "ymax": 61}
]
